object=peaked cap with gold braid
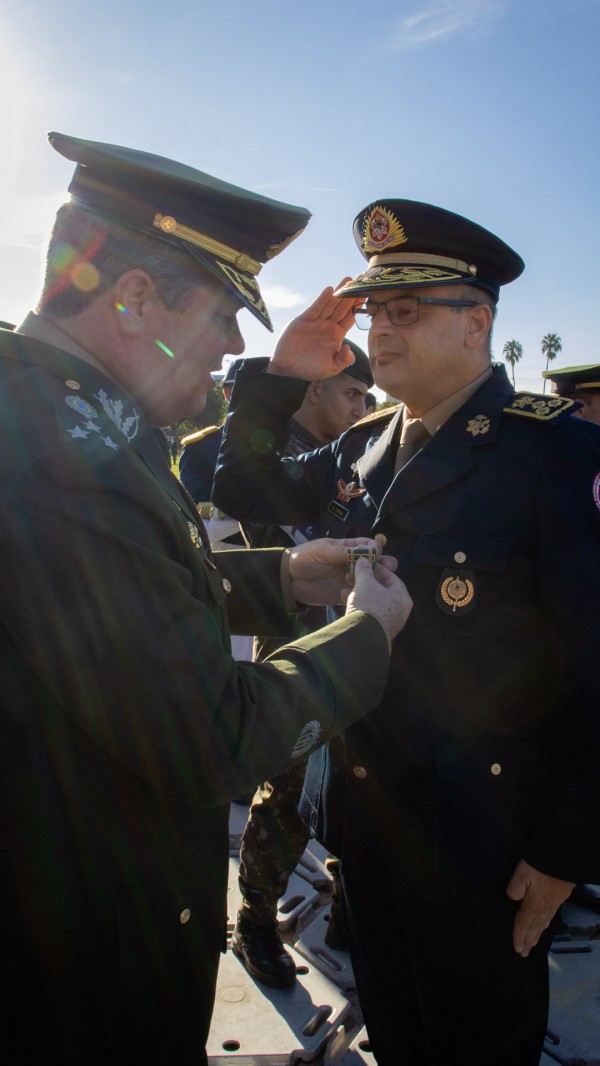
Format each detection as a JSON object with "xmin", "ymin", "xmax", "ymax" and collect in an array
[
  {"xmin": 49, "ymin": 133, "xmax": 311, "ymax": 331},
  {"xmin": 336, "ymin": 199, "xmax": 524, "ymax": 302}
]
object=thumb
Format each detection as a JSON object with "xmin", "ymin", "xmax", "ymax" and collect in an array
[
  {"xmin": 351, "ymin": 555, "xmax": 375, "ymax": 586},
  {"xmin": 506, "ymin": 863, "xmax": 527, "ymax": 902}
]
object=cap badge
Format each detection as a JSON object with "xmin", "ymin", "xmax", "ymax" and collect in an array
[
  {"xmin": 437, "ymin": 571, "xmax": 477, "ymax": 615},
  {"xmin": 466, "ymin": 414, "xmax": 491, "ymax": 436},
  {"xmin": 363, "ymin": 205, "xmax": 407, "ymax": 254},
  {"xmin": 336, "ymin": 479, "xmax": 366, "ymax": 502}
]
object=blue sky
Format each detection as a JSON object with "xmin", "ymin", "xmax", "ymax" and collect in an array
[{"xmin": 2, "ymin": 0, "xmax": 599, "ymax": 395}]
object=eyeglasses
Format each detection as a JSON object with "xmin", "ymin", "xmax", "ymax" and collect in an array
[{"xmin": 352, "ymin": 295, "xmax": 478, "ymax": 330}]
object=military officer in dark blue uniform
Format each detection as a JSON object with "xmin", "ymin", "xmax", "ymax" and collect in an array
[
  {"xmin": 0, "ymin": 139, "xmax": 413, "ymax": 1065},
  {"xmin": 214, "ymin": 199, "xmax": 600, "ymax": 1065}
]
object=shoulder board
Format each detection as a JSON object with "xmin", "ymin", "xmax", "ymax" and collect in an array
[
  {"xmin": 180, "ymin": 425, "xmax": 220, "ymax": 447},
  {"xmin": 349, "ymin": 404, "xmax": 402, "ymax": 432},
  {"xmin": 503, "ymin": 393, "xmax": 577, "ymax": 423}
]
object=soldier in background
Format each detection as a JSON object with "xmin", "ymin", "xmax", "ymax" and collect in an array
[
  {"xmin": 543, "ymin": 362, "xmax": 600, "ymax": 425},
  {"xmin": 232, "ymin": 342, "xmax": 372, "ymax": 987}
]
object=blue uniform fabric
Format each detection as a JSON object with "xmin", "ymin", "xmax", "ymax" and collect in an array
[
  {"xmin": 179, "ymin": 425, "xmax": 223, "ymax": 503},
  {"xmin": 214, "ymin": 358, "xmax": 600, "ymax": 1064},
  {"xmin": 0, "ymin": 329, "xmax": 391, "ymax": 1065}
]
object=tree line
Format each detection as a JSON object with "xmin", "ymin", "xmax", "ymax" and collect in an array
[{"xmin": 502, "ymin": 334, "xmax": 563, "ymax": 393}]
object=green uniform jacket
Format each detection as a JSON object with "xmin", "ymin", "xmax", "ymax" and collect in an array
[{"xmin": 0, "ymin": 330, "xmax": 389, "ymax": 1064}]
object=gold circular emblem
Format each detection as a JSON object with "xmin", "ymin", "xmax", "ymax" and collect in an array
[
  {"xmin": 159, "ymin": 216, "xmax": 178, "ymax": 233},
  {"xmin": 440, "ymin": 576, "xmax": 475, "ymax": 612},
  {"xmin": 454, "ymin": 551, "xmax": 467, "ymax": 564},
  {"xmin": 490, "ymin": 763, "xmax": 502, "ymax": 776}
]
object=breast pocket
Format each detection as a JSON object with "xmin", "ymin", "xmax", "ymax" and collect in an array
[{"xmin": 412, "ymin": 532, "xmax": 516, "ymax": 636}]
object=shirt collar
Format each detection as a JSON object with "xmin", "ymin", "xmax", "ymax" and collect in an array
[{"xmin": 416, "ymin": 365, "xmax": 494, "ymax": 437}]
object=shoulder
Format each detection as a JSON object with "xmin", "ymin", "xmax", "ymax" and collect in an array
[
  {"xmin": 503, "ymin": 392, "xmax": 578, "ymax": 425},
  {"xmin": 347, "ymin": 404, "xmax": 402, "ymax": 433},
  {"xmin": 180, "ymin": 425, "xmax": 221, "ymax": 448}
]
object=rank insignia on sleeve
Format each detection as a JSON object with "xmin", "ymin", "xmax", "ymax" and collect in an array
[
  {"xmin": 291, "ymin": 720, "xmax": 322, "ymax": 759},
  {"xmin": 336, "ymin": 479, "xmax": 366, "ymax": 502},
  {"xmin": 436, "ymin": 570, "xmax": 477, "ymax": 615},
  {"xmin": 593, "ymin": 473, "xmax": 600, "ymax": 511}
]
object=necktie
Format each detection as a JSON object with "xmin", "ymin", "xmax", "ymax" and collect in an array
[{"xmin": 395, "ymin": 417, "xmax": 430, "ymax": 473}]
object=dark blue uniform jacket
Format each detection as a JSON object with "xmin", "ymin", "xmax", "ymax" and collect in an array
[{"xmin": 214, "ymin": 359, "xmax": 600, "ymax": 888}]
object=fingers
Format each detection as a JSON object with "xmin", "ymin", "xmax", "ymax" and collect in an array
[
  {"xmin": 507, "ymin": 860, "xmax": 575, "ymax": 958},
  {"xmin": 512, "ymin": 901, "xmax": 550, "ymax": 958}
]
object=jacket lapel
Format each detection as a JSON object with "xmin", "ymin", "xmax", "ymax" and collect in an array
[{"xmin": 354, "ymin": 406, "xmax": 403, "ymax": 508}]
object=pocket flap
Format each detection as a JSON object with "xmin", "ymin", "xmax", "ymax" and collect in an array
[{"xmin": 414, "ymin": 533, "xmax": 512, "ymax": 572}]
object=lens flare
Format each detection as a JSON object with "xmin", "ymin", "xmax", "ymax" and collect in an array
[{"xmin": 155, "ymin": 339, "xmax": 175, "ymax": 358}]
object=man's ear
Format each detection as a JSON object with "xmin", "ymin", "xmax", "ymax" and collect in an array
[
  {"xmin": 111, "ymin": 270, "xmax": 159, "ymax": 337},
  {"xmin": 306, "ymin": 380, "xmax": 323, "ymax": 405},
  {"xmin": 464, "ymin": 302, "xmax": 493, "ymax": 350}
]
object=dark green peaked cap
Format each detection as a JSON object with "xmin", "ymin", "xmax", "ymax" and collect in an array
[
  {"xmin": 542, "ymin": 363, "xmax": 600, "ymax": 394},
  {"xmin": 48, "ymin": 132, "xmax": 311, "ymax": 331}
]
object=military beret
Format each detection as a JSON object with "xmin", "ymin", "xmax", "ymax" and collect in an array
[
  {"xmin": 336, "ymin": 199, "xmax": 524, "ymax": 302},
  {"xmin": 48, "ymin": 132, "xmax": 311, "ymax": 331},
  {"xmin": 542, "ymin": 363, "xmax": 600, "ymax": 395},
  {"xmin": 342, "ymin": 338, "xmax": 373, "ymax": 387}
]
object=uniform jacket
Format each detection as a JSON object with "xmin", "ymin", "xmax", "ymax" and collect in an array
[
  {"xmin": 0, "ymin": 330, "xmax": 390, "ymax": 1064},
  {"xmin": 214, "ymin": 359, "xmax": 600, "ymax": 888},
  {"xmin": 179, "ymin": 424, "xmax": 223, "ymax": 503}
]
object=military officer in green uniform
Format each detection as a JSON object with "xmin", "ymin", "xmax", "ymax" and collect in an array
[
  {"xmin": 0, "ymin": 137, "xmax": 413, "ymax": 1065},
  {"xmin": 543, "ymin": 361, "xmax": 600, "ymax": 424},
  {"xmin": 214, "ymin": 199, "xmax": 600, "ymax": 1065}
]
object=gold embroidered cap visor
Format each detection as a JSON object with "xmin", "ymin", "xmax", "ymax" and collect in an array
[
  {"xmin": 335, "ymin": 199, "xmax": 524, "ymax": 303},
  {"xmin": 49, "ymin": 132, "xmax": 312, "ymax": 331}
]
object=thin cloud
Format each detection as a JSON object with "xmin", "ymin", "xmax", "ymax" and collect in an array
[
  {"xmin": 261, "ymin": 285, "xmax": 305, "ymax": 309},
  {"xmin": 382, "ymin": 0, "xmax": 502, "ymax": 51}
]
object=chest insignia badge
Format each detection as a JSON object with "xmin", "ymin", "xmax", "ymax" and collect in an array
[
  {"xmin": 336, "ymin": 479, "xmax": 366, "ymax": 502},
  {"xmin": 437, "ymin": 570, "xmax": 477, "ymax": 615},
  {"xmin": 466, "ymin": 414, "xmax": 490, "ymax": 436}
]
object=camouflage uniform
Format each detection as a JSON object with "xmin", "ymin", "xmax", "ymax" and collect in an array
[{"xmin": 238, "ymin": 418, "xmax": 339, "ymax": 928}]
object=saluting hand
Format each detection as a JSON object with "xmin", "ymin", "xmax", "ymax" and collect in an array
[{"xmin": 268, "ymin": 282, "xmax": 361, "ymax": 381}]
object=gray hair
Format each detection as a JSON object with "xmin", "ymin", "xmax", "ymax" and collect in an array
[{"xmin": 37, "ymin": 203, "xmax": 208, "ymax": 318}]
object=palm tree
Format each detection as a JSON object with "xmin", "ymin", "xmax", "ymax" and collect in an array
[
  {"xmin": 541, "ymin": 333, "xmax": 562, "ymax": 392},
  {"xmin": 502, "ymin": 340, "xmax": 523, "ymax": 387}
]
